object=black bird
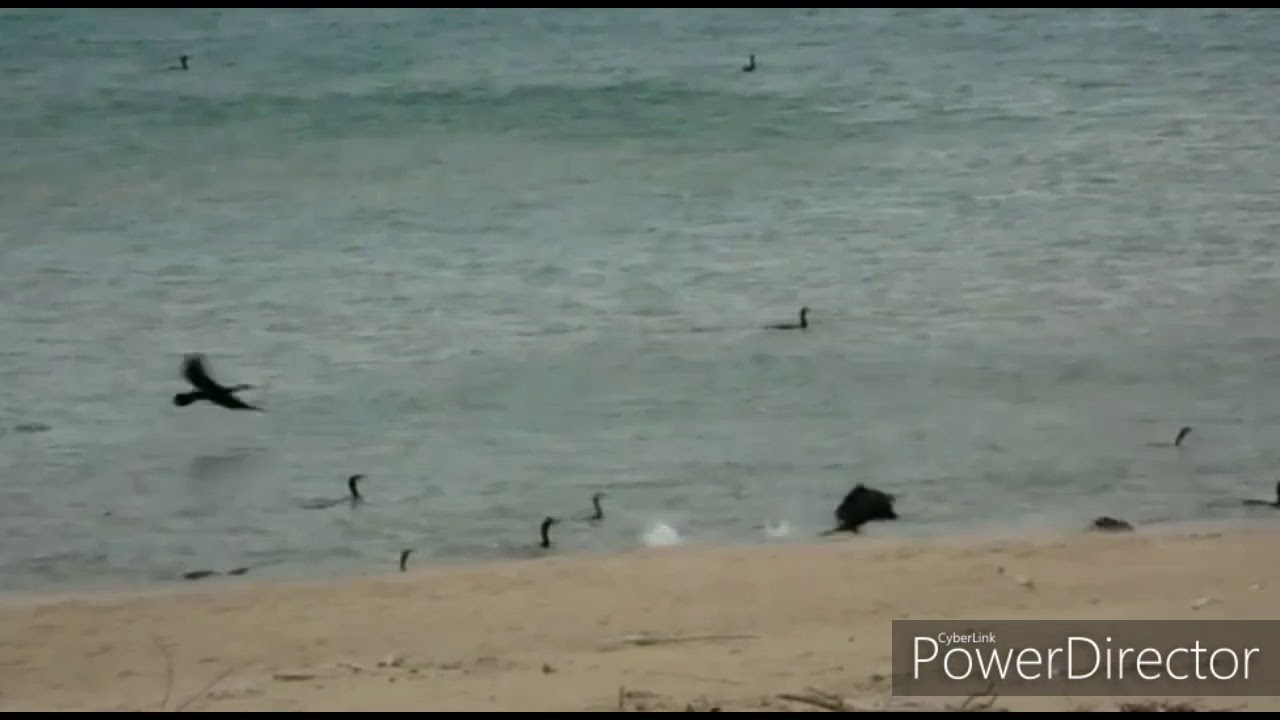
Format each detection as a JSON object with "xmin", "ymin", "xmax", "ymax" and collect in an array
[
  {"xmin": 582, "ymin": 491, "xmax": 605, "ymax": 525},
  {"xmin": 503, "ymin": 517, "xmax": 561, "ymax": 559},
  {"xmin": 173, "ymin": 353, "xmax": 260, "ymax": 411},
  {"xmin": 1145, "ymin": 425, "xmax": 1191, "ymax": 448},
  {"xmin": 742, "ymin": 54, "xmax": 756, "ymax": 72},
  {"xmin": 766, "ymin": 306, "xmax": 809, "ymax": 330},
  {"xmin": 1242, "ymin": 480, "xmax": 1280, "ymax": 509},
  {"xmin": 539, "ymin": 516, "xmax": 558, "ymax": 549},
  {"xmin": 399, "ymin": 548, "xmax": 412, "ymax": 572},
  {"xmin": 301, "ymin": 474, "xmax": 365, "ymax": 509},
  {"xmin": 819, "ymin": 483, "xmax": 898, "ymax": 536}
]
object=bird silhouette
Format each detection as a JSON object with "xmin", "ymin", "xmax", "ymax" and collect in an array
[
  {"xmin": 300, "ymin": 474, "xmax": 365, "ymax": 509},
  {"xmin": 173, "ymin": 353, "xmax": 261, "ymax": 411},
  {"xmin": 1242, "ymin": 480, "xmax": 1280, "ymax": 509},
  {"xmin": 766, "ymin": 306, "xmax": 809, "ymax": 330},
  {"xmin": 578, "ymin": 491, "xmax": 606, "ymax": 525}
]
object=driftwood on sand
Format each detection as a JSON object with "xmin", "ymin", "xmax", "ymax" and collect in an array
[
  {"xmin": 613, "ymin": 632, "xmax": 760, "ymax": 648},
  {"xmin": 776, "ymin": 681, "xmax": 1005, "ymax": 713},
  {"xmin": 773, "ymin": 682, "xmax": 1232, "ymax": 713}
]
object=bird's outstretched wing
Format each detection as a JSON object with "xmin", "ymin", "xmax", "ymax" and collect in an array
[
  {"xmin": 214, "ymin": 393, "xmax": 261, "ymax": 411},
  {"xmin": 182, "ymin": 353, "xmax": 225, "ymax": 394}
]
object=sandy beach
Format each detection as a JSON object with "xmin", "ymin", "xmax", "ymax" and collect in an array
[{"xmin": 2, "ymin": 523, "xmax": 1278, "ymax": 712}]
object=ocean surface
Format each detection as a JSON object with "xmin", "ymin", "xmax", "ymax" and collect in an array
[{"xmin": 3, "ymin": 8, "xmax": 1280, "ymax": 593}]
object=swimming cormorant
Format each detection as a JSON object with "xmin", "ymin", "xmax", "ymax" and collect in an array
[
  {"xmin": 1144, "ymin": 425, "xmax": 1192, "ymax": 448},
  {"xmin": 742, "ymin": 54, "xmax": 756, "ymax": 72},
  {"xmin": 766, "ymin": 306, "xmax": 809, "ymax": 330},
  {"xmin": 301, "ymin": 474, "xmax": 365, "ymax": 509},
  {"xmin": 173, "ymin": 353, "xmax": 261, "ymax": 411},
  {"xmin": 539, "ymin": 516, "xmax": 558, "ymax": 549},
  {"xmin": 1242, "ymin": 480, "xmax": 1280, "ymax": 508},
  {"xmin": 582, "ymin": 491, "xmax": 605, "ymax": 524}
]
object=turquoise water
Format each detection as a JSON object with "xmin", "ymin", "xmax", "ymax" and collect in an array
[{"xmin": 3, "ymin": 8, "xmax": 1280, "ymax": 592}]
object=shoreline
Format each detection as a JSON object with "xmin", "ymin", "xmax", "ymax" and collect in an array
[
  {"xmin": 0, "ymin": 510, "xmax": 1269, "ymax": 608},
  {"xmin": 3, "ymin": 517, "xmax": 1280, "ymax": 711}
]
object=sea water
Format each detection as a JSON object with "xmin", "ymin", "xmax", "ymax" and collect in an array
[{"xmin": 2, "ymin": 8, "xmax": 1279, "ymax": 593}]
